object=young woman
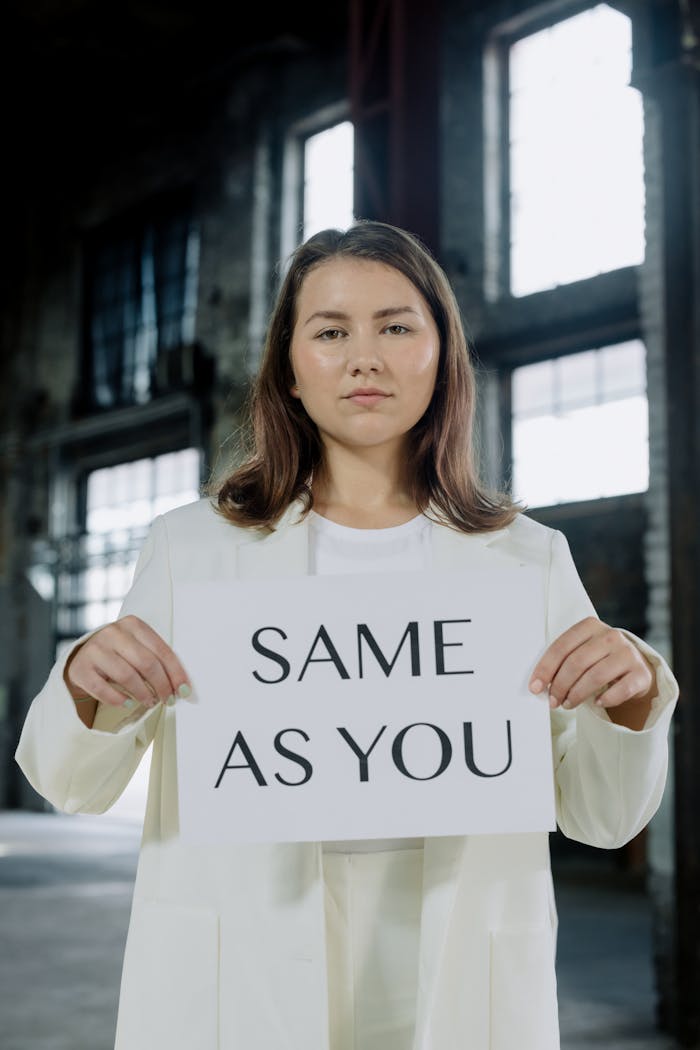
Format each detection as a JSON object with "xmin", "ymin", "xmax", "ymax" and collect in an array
[{"xmin": 15, "ymin": 220, "xmax": 678, "ymax": 1050}]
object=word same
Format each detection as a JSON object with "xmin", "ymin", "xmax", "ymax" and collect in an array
[{"xmin": 251, "ymin": 619, "xmax": 474, "ymax": 683}]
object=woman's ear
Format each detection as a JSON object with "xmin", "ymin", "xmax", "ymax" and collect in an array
[{"xmin": 290, "ymin": 381, "xmax": 300, "ymax": 398}]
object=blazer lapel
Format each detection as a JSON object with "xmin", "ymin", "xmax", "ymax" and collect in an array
[
  {"xmin": 236, "ymin": 503, "xmax": 311, "ymax": 580},
  {"xmin": 431, "ymin": 521, "xmax": 511, "ymax": 570}
]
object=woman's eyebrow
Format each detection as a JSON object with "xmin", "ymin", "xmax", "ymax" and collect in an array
[
  {"xmin": 303, "ymin": 310, "xmax": 351, "ymax": 326},
  {"xmin": 373, "ymin": 306, "xmax": 419, "ymax": 320},
  {"xmin": 303, "ymin": 306, "xmax": 419, "ymax": 327}
]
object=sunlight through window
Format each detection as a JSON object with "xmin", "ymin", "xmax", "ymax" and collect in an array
[
  {"xmin": 509, "ymin": 4, "xmax": 645, "ymax": 297},
  {"xmin": 77, "ymin": 448, "xmax": 201, "ymax": 823},
  {"xmin": 511, "ymin": 341, "xmax": 648, "ymax": 507},
  {"xmin": 303, "ymin": 121, "xmax": 354, "ymax": 239},
  {"xmin": 76, "ymin": 449, "xmax": 202, "ymax": 633}
]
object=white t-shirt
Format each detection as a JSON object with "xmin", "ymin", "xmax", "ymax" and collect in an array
[{"xmin": 308, "ymin": 510, "xmax": 432, "ymax": 853}]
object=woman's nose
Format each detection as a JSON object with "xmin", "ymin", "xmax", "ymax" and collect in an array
[{"xmin": 347, "ymin": 339, "xmax": 383, "ymax": 374}]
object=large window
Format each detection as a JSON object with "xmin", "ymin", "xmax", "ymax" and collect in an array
[
  {"xmin": 84, "ymin": 197, "xmax": 200, "ymax": 409},
  {"xmin": 282, "ymin": 113, "xmax": 355, "ymax": 262},
  {"xmin": 46, "ymin": 448, "xmax": 202, "ymax": 650},
  {"xmin": 27, "ymin": 447, "xmax": 201, "ymax": 823},
  {"xmin": 511, "ymin": 340, "xmax": 648, "ymax": 507},
  {"xmin": 504, "ymin": 3, "xmax": 645, "ymax": 297},
  {"xmin": 302, "ymin": 120, "xmax": 355, "ymax": 240}
]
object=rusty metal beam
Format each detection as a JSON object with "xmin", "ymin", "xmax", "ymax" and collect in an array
[
  {"xmin": 641, "ymin": 1, "xmax": 700, "ymax": 1042},
  {"xmin": 349, "ymin": 0, "xmax": 442, "ymax": 254}
]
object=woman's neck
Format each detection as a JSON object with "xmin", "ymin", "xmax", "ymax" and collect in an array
[{"xmin": 312, "ymin": 448, "xmax": 419, "ymax": 529}]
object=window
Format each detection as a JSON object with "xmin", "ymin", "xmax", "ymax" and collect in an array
[
  {"xmin": 40, "ymin": 448, "xmax": 200, "ymax": 824},
  {"xmin": 84, "ymin": 198, "xmax": 199, "ymax": 409},
  {"xmin": 51, "ymin": 448, "xmax": 201, "ymax": 648},
  {"xmin": 511, "ymin": 340, "xmax": 648, "ymax": 507},
  {"xmin": 281, "ymin": 112, "xmax": 355, "ymax": 266},
  {"xmin": 503, "ymin": 4, "xmax": 645, "ymax": 297},
  {"xmin": 302, "ymin": 121, "xmax": 355, "ymax": 240},
  {"xmin": 26, "ymin": 447, "xmax": 201, "ymax": 822}
]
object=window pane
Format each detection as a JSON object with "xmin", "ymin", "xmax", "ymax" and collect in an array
[
  {"xmin": 512, "ymin": 359, "xmax": 554, "ymax": 416},
  {"xmin": 86, "ymin": 449, "xmax": 201, "ymax": 537},
  {"xmin": 509, "ymin": 4, "xmax": 645, "ymax": 297},
  {"xmin": 87, "ymin": 205, "xmax": 199, "ymax": 407},
  {"xmin": 303, "ymin": 121, "xmax": 354, "ymax": 239},
  {"xmin": 601, "ymin": 339, "xmax": 646, "ymax": 398},
  {"xmin": 558, "ymin": 350, "xmax": 597, "ymax": 411},
  {"xmin": 511, "ymin": 341, "xmax": 648, "ymax": 506}
]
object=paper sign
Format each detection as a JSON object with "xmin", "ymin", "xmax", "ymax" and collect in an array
[{"xmin": 173, "ymin": 566, "xmax": 556, "ymax": 844}]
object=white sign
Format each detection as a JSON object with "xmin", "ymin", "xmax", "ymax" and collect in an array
[{"xmin": 173, "ymin": 567, "xmax": 556, "ymax": 844}]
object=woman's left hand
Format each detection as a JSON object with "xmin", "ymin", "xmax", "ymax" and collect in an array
[{"xmin": 528, "ymin": 617, "xmax": 656, "ymax": 724}]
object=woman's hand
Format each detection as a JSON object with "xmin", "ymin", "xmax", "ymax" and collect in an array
[
  {"xmin": 64, "ymin": 614, "xmax": 191, "ymax": 711},
  {"xmin": 528, "ymin": 616, "xmax": 656, "ymax": 730}
]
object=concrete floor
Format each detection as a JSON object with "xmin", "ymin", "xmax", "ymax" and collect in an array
[{"xmin": 0, "ymin": 809, "xmax": 679, "ymax": 1050}]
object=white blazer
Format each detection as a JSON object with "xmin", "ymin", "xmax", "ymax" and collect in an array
[{"xmin": 15, "ymin": 498, "xmax": 678, "ymax": 1050}]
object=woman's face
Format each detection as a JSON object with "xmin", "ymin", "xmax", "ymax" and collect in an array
[{"xmin": 289, "ymin": 258, "xmax": 440, "ymax": 462}]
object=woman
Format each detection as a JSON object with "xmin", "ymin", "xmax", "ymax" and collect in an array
[{"xmin": 15, "ymin": 220, "xmax": 678, "ymax": 1050}]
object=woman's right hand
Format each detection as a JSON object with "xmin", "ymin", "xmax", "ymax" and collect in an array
[{"xmin": 64, "ymin": 614, "xmax": 191, "ymax": 710}]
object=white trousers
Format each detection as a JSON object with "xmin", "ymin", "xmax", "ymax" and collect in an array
[{"xmin": 322, "ymin": 848, "xmax": 424, "ymax": 1050}]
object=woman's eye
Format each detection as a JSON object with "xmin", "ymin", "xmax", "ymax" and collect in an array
[
  {"xmin": 318, "ymin": 328, "xmax": 344, "ymax": 341},
  {"xmin": 384, "ymin": 323, "xmax": 409, "ymax": 335}
]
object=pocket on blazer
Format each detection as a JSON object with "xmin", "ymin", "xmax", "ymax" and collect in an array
[
  {"xmin": 115, "ymin": 901, "xmax": 219, "ymax": 1050},
  {"xmin": 489, "ymin": 927, "xmax": 559, "ymax": 1050}
]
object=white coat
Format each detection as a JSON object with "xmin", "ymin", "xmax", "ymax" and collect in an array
[{"xmin": 15, "ymin": 498, "xmax": 678, "ymax": 1050}]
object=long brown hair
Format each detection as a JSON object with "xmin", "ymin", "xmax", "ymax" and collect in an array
[{"xmin": 210, "ymin": 220, "xmax": 520, "ymax": 532}]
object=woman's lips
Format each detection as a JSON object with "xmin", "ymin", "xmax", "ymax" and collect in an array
[{"xmin": 347, "ymin": 393, "xmax": 390, "ymax": 406}]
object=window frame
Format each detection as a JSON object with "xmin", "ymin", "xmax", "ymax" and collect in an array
[
  {"xmin": 508, "ymin": 336, "xmax": 649, "ymax": 509},
  {"xmin": 79, "ymin": 186, "xmax": 199, "ymax": 413},
  {"xmin": 280, "ymin": 102, "xmax": 353, "ymax": 265},
  {"xmin": 47, "ymin": 394, "xmax": 204, "ymax": 539},
  {"xmin": 36, "ymin": 395, "xmax": 205, "ymax": 653},
  {"xmin": 483, "ymin": 0, "xmax": 641, "ymax": 304},
  {"xmin": 480, "ymin": 309, "xmax": 642, "ymax": 486}
]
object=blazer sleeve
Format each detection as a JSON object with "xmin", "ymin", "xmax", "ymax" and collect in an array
[
  {"xmin": 14, "ymin": 514, "xmax": 172, "ymax": 815},
  {"xmin": 546, "ymin": 529, "xmax": 678, "ymax": 849}
]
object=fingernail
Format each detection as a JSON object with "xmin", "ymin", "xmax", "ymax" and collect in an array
[
  {"xmin": 562, "ymin": 699, "xmax": 573, "ymax": 710},
  {"xmin": 549, "ymin": 695, "xmax": 559, "ymax": 709},
  {"xmin": 178, "ymin": 683, "xmax": 192, "ymax": 699},
  {"xmin": 529, "ymin": 678, "xmax": 543, "ymax": 695},
  {"xmin": 165, "ymin": 695, "xmax": 177, "ymax": 708},
  {"xmin": 122, "ymin": 699, "xmax": 138, "ymax": 710}
]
